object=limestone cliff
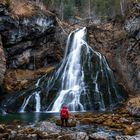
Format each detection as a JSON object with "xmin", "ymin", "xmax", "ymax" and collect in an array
[{"xmin": 0, "ymin": 0, "xmax": 64, "ymax": 93}]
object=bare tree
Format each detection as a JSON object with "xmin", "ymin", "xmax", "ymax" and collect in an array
[{"xmin": 120, "ymin": 0, "xmax": 127, "ymax": 16}]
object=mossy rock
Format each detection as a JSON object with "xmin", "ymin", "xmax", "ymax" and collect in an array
[
  {"xmin": 82, "ymin": 112, "xmax": 94, "ymax": 118},
  {"xmin": 94, "ymin": 118, "xmax": 105, "ymax": 124},
  {"xmin": 74, "ymin": 114, "xmax": 83, "ymax": 119},
  {"xmin": 103, "ymin": 119, "xmax": 114, "ymax": 126},
  {"xmin": 22, "ymin": 127, "xmax": 35, "ymax": 134},
  {"xmin": 80, "ymin": 118, "xmax": 95, "ymax": 125},
  {"xmin": 55, "ymin": 119, "xmax": 76, "ymax": 127},
  {"xmin": 123, "ymin": 125, "xmax": 135, "ymax": 135}
]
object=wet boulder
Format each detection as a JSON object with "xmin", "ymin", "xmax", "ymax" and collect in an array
[
  {"xmin": 58, "ymin": 132, "xmax": 88, "ymax": 140},
  {"xmin": 116, "ymin": 135, "xmax": 140, "ymax": 140},
  {"xmin": 89, "ymin": 132, "xmax": 109, "ymax": 140},
  {"xmin": 34, "ymin": 121, "xmax": 61, "ymax": 134}
]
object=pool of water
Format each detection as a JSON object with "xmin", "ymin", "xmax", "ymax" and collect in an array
[{"xmin": 0, "ymin": 112, "xmax": 60, "ymax": 123}]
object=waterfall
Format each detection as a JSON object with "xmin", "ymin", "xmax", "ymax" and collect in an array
[
  {"xmin": 20, "ymin": 94, "xmax": 33, "ymax": 113},
  {"xmin": 35, "ymin": 91, "xmax": 41, "ymax": 112},
  {"xmin": 19, "ymin": 78, "xmax": 41, "ymax": 113},
  {"xmin": 44, "ymin": 27, "xmax": 126, "ymax": 112},
  {"xmin": 51, "ymin": 28, "xmax": 87, "ymax": 112},
  {"xmin": 2, "ymin": 27, "xmax": 126, "ymax": 113}
]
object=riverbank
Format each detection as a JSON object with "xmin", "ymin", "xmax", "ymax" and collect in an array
[{"xmin": 0, "ymin": 112, "xmax": 140, "ymax": 140}]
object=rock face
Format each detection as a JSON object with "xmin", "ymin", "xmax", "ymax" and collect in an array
[
  {"xmin": 0, "ymin": 1, "xmax": 64, "ymax": 93},
  {"xmin": 0, "ymin": 3, "xmax": 61, "ymax": 70},
  {"xmin": 3, "ymin": 67, "xmax": 54, "ymax": 92},
  {"xmin": 88, "ymin": 12, "xmax": 140, "ymax": 95}
]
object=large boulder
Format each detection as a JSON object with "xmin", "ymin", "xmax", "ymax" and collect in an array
[
  {"xmin": 127, "ymin": 96, "xmax": 140, "ymax": 117},
  {"xmin": 35, "ymin": 121, "xmax": 61, "ymax": 134},
  {"xmin": 89, "ymin": 132, "xmax": 109, "ymax": 140}
]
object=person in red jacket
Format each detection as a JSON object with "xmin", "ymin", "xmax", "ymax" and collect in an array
[{"xmin": 60, "ymin": 105, "xmax": 69, "ymax": 127}]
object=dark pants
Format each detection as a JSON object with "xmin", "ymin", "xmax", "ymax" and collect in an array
[{"xmin": 61, "ymin": 118, "xmax": 68, "ymax": 127}]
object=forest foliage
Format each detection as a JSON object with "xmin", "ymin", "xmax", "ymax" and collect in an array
[{"xmin": 43, "ymin": 0, "xmax": 139, "ymax": 21}]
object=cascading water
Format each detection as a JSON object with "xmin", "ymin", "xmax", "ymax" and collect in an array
[
  {"xmin": 51, "ymin": 28, "xmax": 86, "ymax": 112},
  {"xmin": 35, "ymin": 91, "xmax": 41, "ymax": 112},
  {"xmin": 20, "ymin": 79, "xmax": 41, "ymax": 113},
  {"xmin": 45, "ymin": 27, "xmax": 126, "ymax": 112},
  {"xmin": 1, "ymin": 27, "xmax": 126, "ymax": 113},
  {"xmin": 19, "ymin": 91, "xmax": 41, "ymax": 113}
]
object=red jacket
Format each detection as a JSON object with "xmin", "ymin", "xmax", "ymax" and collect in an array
[{"xmin": 60, "ymin": 106, "xmax": 69, "ymax": 119}]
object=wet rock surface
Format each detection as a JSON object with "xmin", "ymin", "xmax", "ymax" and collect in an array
[
  {"xmin": 116, "ymin": 135, "xmax": 140, "ymax": 140},
  {"xmin": 89, "ymin": 132, "xmax": 109, "ymax": 140}
]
